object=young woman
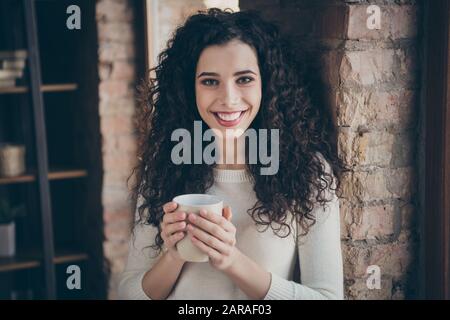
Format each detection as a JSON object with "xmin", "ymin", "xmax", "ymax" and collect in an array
[{"xmin": 118, "ymin": 8, "xmax": 345, "ymax": 300}]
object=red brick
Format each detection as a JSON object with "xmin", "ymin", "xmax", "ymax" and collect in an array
[
  {"xmin": 341, "ymin": 167, "xmax": 415, "ymax": 202},
  {"xmin": 104, "ymin": 219, "xmax": 132, "ymax": 242},
  {"xmin": 348, "ymin": 204, "xmax": 396, "ymax": 240},
  {"xmin": 99, "ymin": 97, "xmax": 136, "ymax": 117},
  {"xmin": 96, "ymin": 0, "xmax": 133, "ymax": 23},
  {"xmin": 99, "ymin": 80, "xmax": 131, "ymax": 99},
  {"xmin": 97, "ymin": 22, "xmax": 135, "ymax": 43},
  {"xmin": 100, "ymin": 115, "xmax": 135, "ymax": 136},
  {"xmin": 102, "ymin": 186, "xmax": 132, "ymax": 212},
  {"xmin": 103, "ymin": 152, "xmax": 135, "ymax": 172},
  {"xmin": 347, "ymin": 5, "xmax": 418, "ymax": 40},
  {"xmin": 340, "ymin": 49, "xmax": 395, "ymax": 87},
  {"xmin": 336, "ymin": 89, "xmax": 418, "ymax": 130},
  {"xmin": 345, "ymin": 276, "xmax": 393, "ymax": 300},
  {"xmin": 99, "ymin": 42, "xmax": 136, "ymax": 62},
  {"xmin": 104, "ymin": 209, "xmax": 133, "ymax": 224},
  {"xmin": 111, "ymin": 61, "xmax": 136, "ymax": 81},
  {"xmin": 103, "ymin": 240, "xmax": 130, "ymax": 260},
  {"xmin": 103, "ymin": 171, "xmax": 133, "ymax": 189},
  {"xmin": 343, "ymin": 237, "xmax": 413, "ymax": 279},
  {"xmin": 389, "ymin": 5, "xmax": 418, "ymax": 39},
  {"xmin": 99, "ymin": 62, "xmax": 112, "ymax": 81}
]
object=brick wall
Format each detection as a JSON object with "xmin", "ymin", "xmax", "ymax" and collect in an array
[
  {"xmin": 95, "ymin": 0, "xmax": 208, "ymax": 300},
  {"xmin": 240, "ymin": 0, "xmax": 421, "ymax": 299},
  {"xmin": 96, "ymin": 0, "xmax": 138, "ymax": 300},
  {"xmin": 157, "ymin": 0, "xmax": 206, "ymax": 54}
]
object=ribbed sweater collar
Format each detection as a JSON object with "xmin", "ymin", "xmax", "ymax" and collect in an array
[{"xmin": 212, "ymin": 167, "xmax": 253, "ymax": 183}]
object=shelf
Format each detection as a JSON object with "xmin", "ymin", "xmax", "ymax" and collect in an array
[
  {"xmin": 0, "ymin": 86, "xmax": 28, "ymax": 94},
  {"xmin": 41, "ymin": 84, "xmax": 78, "ymax": 93},
  {"xmin": 0, "ymin": 256, "xmax": 41, "ymax": 273},
  {"xmin": 0, "ymin": 168, "xmax": 88, "ymax": 185},
  {"xmin": 48, "ymin": 169, "xmax": 88, "ymax": 181},
  {"xmin": 0, "ymin": 174, "xmax": 35, "ymax": 184},
  {"xmin": 0, "ymin": 83, "xmax": 78, "ymax": 95},
  {"xmin": 0, "ymin": 249, "xmax": 89, "ymax": 273},
  {"xmin": 53, "ymin": 251, "xmax": 89, "ymax": 265},
  {"xmin": 0, "ymin": 0, "xmax": 105, "ymax": 299}
]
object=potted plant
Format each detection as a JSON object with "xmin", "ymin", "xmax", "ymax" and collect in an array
[{"xmin": 0, "ymin": 198, "xmax": 25, "ymax": 257}]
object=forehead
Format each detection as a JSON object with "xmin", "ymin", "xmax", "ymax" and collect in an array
[{"xmin": 196, "ymin": 40, "xmax": 259, "ymax": 73}]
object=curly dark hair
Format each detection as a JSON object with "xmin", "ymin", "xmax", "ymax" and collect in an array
[{"xmin": 130, "ymin": 8, "xmax": 347, "ymax": 257}]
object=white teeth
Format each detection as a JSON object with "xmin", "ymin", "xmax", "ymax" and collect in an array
[{"xmin": 215, "ymin": 111, "xmax": 242, "ymax": 121}]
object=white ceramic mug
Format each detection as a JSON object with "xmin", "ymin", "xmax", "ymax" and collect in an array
[{"xmin": 172, "ymin": 194, "xmax": 223, "ymax": 262}]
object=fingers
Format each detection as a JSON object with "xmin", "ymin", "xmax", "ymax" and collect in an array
[
  {"xmin": 161, "ymin": 219, "xmax": 186, "ymax": 246},
  {"xmin": 164, "ymin": 230, "xmax": 185, "ymax": 248},
  {"xmin": 161, "ymin": 202, "xmax": 187, "ymax": 248},
  {"xmin": 223, "ymin": 206, "xmax": 233, "ymax": 221},
  {"xmin": 163, "ymin": 201, "xmax": 178, "ymax": 214},
  {"xmin": 187, "ymin": 225, "xmax": 232, "ymax": 255},
  {"xmin": 163, "ymin": 210, "xmax": 186, "ymax": 224},
  {"xmin": 161, "ymin": 203, "xmax": 237, "ymax": 254},
  {"xmin": 162, "ymin": 214, "xmax": 186, "ymax": 243},
  {"xmin": 187, "ymin": 212, "xmax": 234, "ymax": 246},
  {"xmin": 165, "ymin": 220, "xmax": 187, "ymax": 236},
  {"xmin": 189, "ymin": 232, "xmax": 222, "ymax": 261},
  {"xmin": 198, "ymin": 209, "xmax": 236, "ymax": 233}
]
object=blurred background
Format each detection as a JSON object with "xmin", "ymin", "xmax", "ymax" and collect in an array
[{"xmin": 0, "ymin": 0, "xmax": 448, "ymax": 300}]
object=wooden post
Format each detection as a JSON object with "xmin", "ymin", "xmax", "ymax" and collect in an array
[
  {"xmin": 23, "ymin": 0, "xmax": 56, "ymax": 299},
  {"xmin": 425, "ymin": 0, "xmax": 450, "ymax": 300}
]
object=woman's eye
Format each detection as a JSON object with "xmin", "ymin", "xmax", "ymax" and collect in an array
[
  {"xmin": 237, "ymin": 76, "xmax": 254, "ymax": 84},
  {"xmin": 201, "ymin": 79, "xmax": 219, "ymax": 86}
]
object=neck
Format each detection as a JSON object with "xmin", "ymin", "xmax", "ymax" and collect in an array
[
  {"xmin": 215, "ymin": 163, "xmax": 247, "ymax": 170},
  {"xmin": 214, "ymin": 135, "xmax": 247, "ymax": 170}
]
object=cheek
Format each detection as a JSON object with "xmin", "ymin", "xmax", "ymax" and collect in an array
[
  {"xmin": 195, "ymin": 86, "xmax": 209, "ymax": 114},
  {"xmin": 247, "ymin": 86, "xmax": 262, "ymax": 114}
]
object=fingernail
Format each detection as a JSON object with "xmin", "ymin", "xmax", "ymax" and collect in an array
[{"xmin": 189, "ymin": 213, "xmax": 196, "ymax": 220}]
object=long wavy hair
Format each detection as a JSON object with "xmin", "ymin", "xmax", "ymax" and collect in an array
[{"xmin": 130, "ymin": 8, "xmax": 347, "ymax": 256}]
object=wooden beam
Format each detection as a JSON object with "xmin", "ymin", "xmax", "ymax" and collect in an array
[
  {"xmin": 425, "ymin": 0, "xmax": 450, "ymax": 300},
  {"xmin": 23, "ymin": 0, "xmax": 56, "ymax": 300}
]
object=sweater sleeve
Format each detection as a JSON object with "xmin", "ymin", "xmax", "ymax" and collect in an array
[
  {"xmin": 117, "ymin": 196, "xmax": 163, "ymax": 300},
  {"xmin": 263, "ymin": 156, "xmax": 344, "ymax": 300}
]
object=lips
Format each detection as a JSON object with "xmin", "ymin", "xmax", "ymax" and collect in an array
[
  {"xmin": 215, "ymin": 111, "xmax": 242, "ymax": 121},
  {"xmin": 211, "ymin": 110, "xmax": 247, "ymax": 127}
]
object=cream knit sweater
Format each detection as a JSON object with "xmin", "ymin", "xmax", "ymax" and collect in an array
[{"xmin": 118, "ymin": 155, "xmax": 344, "ymax": 300}]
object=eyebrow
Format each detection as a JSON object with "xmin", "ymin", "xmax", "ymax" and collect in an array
[{"xmin": 197, "ymin": 70, "xmax": 257, "ymax": 78}]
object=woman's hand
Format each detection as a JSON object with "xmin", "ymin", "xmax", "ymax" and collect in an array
[
  {"xmin": 161, "ymin": 201, "xmax": 187, "ymax": 263},
  {"xmin": 186, "ymin": 206, "xmax": 238, "ymax": 271}
]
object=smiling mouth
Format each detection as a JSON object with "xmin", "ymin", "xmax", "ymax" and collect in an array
[{"xmin": 211, "ymin": 110, "xmax": 248, "ymax": 127}]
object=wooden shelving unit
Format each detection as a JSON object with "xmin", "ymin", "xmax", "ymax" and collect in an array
[
  {"xmin": 0, "ymin": 0, "xmax": 106, "ymax": 299},
  {"xmin": 0, "ymin": 256, "xmax": 41, "ymax": 273},
  {"xmin": 0, "ymin": 169, "xmax": 88, "ymax": 185},
  {"xmin": 0, "ymin": 83, "xmax": 78, "ymax": 94},
  {"xmin": 0, "ymin": 250, "xmax": 89, "ymax": 273}
]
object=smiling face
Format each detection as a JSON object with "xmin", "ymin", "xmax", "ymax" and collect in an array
[{"xmin": 195, "ymin": 39, "xmax": 262, "ymax": 138}]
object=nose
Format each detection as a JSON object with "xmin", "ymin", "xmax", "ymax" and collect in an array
[{"xmin": 219, "ymin": 81, "xmax": 241, "ymax": 108}]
